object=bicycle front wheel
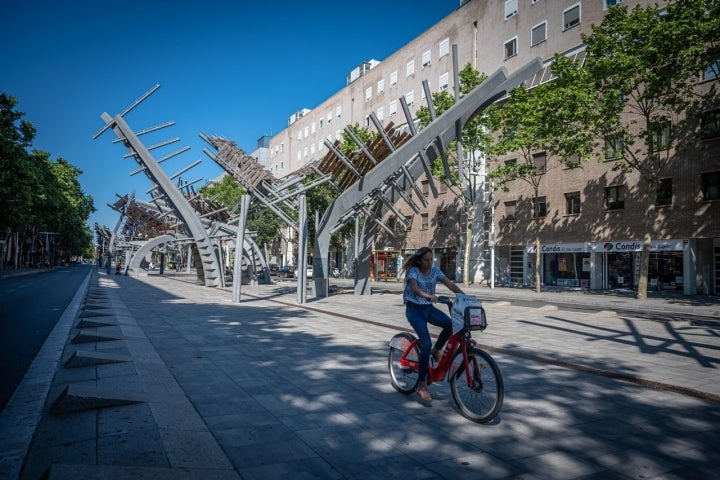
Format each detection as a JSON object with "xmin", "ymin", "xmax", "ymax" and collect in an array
[
  {"xmin": 449, "ymin": 347, "xmax": 504, "ymax": 423},
  {"xmin": 388, "ymin": 332, "xmax": 420, "ymax": 394}
]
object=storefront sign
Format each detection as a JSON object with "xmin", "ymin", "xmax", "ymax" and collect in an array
[
  {"xmin": 594, "ymin": 239, "xmax": 685, "ymax": 252},
  {"xmin": 526, "ymin": 243, "xmax": 588, "ymax": 253}
]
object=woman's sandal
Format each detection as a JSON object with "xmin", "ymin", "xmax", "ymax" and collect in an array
[
  {"xmin": 431, "ymin": 348, "xmax": 441, "ymax": 364},
  {"xmin": 416, "ymin": 382, "xmax": 432, "ymax": 402}
]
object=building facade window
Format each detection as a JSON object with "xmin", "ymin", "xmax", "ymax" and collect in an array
[
  {"xmin": 604, "ymin": 0, "xmax": 623, "ymax": 9},
  {"xmin": 406, "ymin": 90, "xmax": 415, "ymax": 107},
  {"xmin": 505, "ymin": 0, "xmax": 518, "ymax": 19},
  {"xmin": 439, "ymin": 72, "xmax": 449, "ymax": 91},
  {"xmin": 406, "ymin": 60, "xmax": 415, "ymax": 77},
  {"xmin": 421, "ymin": 213, "xmax": 429, "ymax": 230},
  {"xmin": 390, "ymin": 71, "xmax": 398, "ymax": 85},
  {"xmin": 700, "ymin": 109, "xmax": 720, "ymax": 139},
  {"xmin": 439, "ymin": 38, "xmax": 450, "ymax": 58},
  {"xmin": 365, "ymin": 86, "xmax": 372, "ymax": 102},
  {"xmin": 531, "ymin": 21, "xmax": 547, "ymax": 46},
  {"xmin": 657, "ymin": 178, "xmax": 673, "ymax": 206},
  {"xmin": 702, "ymin": 171, "xmax": 720, "ymax": 201},
  {"xmin": 565, "ymin": 154, "xmax": 581, "ymax": 168},
  {"xmin": 606, "ymin": 186, "xmax": 625, "ymax": 210},
  {"xmin": 422, "ymin": 50, "xmax": 431, "ymax": 68},
  {"xmin": 533, "ymin": 152, "xmax": 546, "ymax": 173},
  {"xmin": 377, "ymin": 106, "xmax": 384, "ymax": 121},
  {"xmin": 704, "ymin": 54, "xmax": 719, "ymax": 81},
  {"xmin": 650, "ymin": 120, "xmax": 671, "ymax": 151},
  {"xmin": 377, "ymin": 79, "xmax": 384, "ymax": 95},
  {"xmin": 422, "ymin": 180, "xmax": 429, "ymax": 197},
  {"xmin": 504, "ymin": 37, "xmax": 518, "ymax": 60},
  {"xmin": 504, "ymin": 201, "xmax": 516, "ymax": 221},
  {"xmin": 389, "ymin": 100, "xmax": 397, "ymax": 116},
  {"xmin": 437, "ymin": 209, "xmax": 448, "ymax": 227},
  {"xmin": 563, "ymin": 4, "xmax": 581, "ymax": 30},
  {"xmin": 605, "ymin": 136, "xmax": 624, "ymax": 159},
  {"xmin": 565, "ymin": 192, "xmax": 581, "ymax": 215},
  {"xmin": 533, "ymin": 196, "xmax": 547, "ymax": 218}
]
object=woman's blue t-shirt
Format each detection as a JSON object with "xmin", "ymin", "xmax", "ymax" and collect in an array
[{"xmin": 403, "ymin": 266, "xmax": 445, "ymax": 305}]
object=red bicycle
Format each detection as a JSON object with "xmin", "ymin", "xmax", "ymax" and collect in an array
[{"xmin": 387, "ymin": 295, "xmax": 504, "ymax": 423}]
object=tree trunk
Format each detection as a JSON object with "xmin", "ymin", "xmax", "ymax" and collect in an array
[
  {"xmin": 463, "ymin": 211, "xmax": 474, "ymax": 287},
  {"xmin": 535, "ymin": 237, "xmax": 541, "ymax": 293},
  {"xmin": 636, "ymin": 199, "xmax": 657, "ymax": 300},
  {"xmin": 534, "ymin": 186, "xmax": 541, "ymax": 293}
]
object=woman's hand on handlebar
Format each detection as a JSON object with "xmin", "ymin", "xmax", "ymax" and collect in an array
[{"xmin": 436, "ymin": 295, "xmax": 452, "ymax": 305}]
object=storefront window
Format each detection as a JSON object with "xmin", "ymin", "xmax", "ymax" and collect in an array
[
  {"xmin": 607, "ymin": 252, "xmax": 633, "ymax": 289},
  {"xmin": 435, "ymin": 247, "xmax": 457, "ymax": 281},
  {"xmin": 648, "ymin": 251, "xmax": 683, "ymax": 290},
  {"xmin": 543, "ymin": 253, "xmax": 590, "ymax": 287},
  {"xmin": 372, "ymin": 250, "xmax": 399, "ymax": 280}
]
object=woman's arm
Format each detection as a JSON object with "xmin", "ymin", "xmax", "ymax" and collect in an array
[{"xmin": 408, "ymin": 278, "xmax": 436, "ymax": 302}]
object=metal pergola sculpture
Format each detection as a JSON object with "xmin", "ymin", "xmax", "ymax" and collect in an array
[
  {"xmin": 312, "ymin": 57, "xmax": 544, "ymax": 298},
  {"xmin": 201, "ymin": 134, "xmax": 330, "ymax": 303},
  {"xmin": 106, "ymin": 186, "xmax": 267, "ymax": 289},
  {"xmin": 93, "ymin": 85, "xmax": 262, "ymax": 288}
]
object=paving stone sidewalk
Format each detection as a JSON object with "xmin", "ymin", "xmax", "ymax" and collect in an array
[{"xmin": 1, "ymin": 269, "xmax": 718, "ymax": 479}]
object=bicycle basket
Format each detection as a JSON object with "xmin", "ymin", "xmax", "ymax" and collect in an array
[
  {"xmin": 464, "ymin": 305, "xmax": 487, "ymax": 331},
  {"xmin": 451, "ymin": 294, "xmax": 486, "ymax": 332}
]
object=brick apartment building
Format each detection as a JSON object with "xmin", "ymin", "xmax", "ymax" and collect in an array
[{"xmin": 257, "ymin": 0, "xmax": 720, "ymax": 295}]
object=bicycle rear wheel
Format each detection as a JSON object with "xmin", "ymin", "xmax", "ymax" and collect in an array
[
  {"xmin": 387, "ymin": 332, "xmax": 420, "ymax": 394},
  {"xmin": 449, "ymin": 347, "xmax": 504, "ymax": 423}
]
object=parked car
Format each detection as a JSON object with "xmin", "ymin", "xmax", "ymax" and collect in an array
[
  {"xmin": 294, "ymin": 265, "xmax": 313, "ymax": 279},
  {"xmin": 279, "ymin": 265, "xmax": 295, "ymax": 278},
  {"xmin": 268, "ymin": 263, "xmax": 280, "ymax": 276}
]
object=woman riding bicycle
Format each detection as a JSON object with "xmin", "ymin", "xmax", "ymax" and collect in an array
[{"xmin": 402, "ymin": 246, "xmax": 464, "ymax": 402}]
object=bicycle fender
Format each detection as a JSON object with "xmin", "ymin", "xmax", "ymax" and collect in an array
[{"xmin": 388, "ymin": 332, "xmax": 416, "ymax": 350}]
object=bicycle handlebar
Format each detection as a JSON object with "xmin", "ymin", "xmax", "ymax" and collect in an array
[{"xmin": 437, "ymin": 295, "xmax": 453, "ymax": 305}]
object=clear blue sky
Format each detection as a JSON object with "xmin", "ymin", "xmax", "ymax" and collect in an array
[{"xmin": 1, "ymin": 0, "xmax": 458, "ymax": 237}]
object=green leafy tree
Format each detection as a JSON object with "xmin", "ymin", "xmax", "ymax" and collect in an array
[
  {"xmin": 199, "ymin": 174, "xmax": 244, "ymax": 208},
  {"xmin": 200, "ymin": 174, "xmax": 284, "ymax": 251},
  {"xmin": 45, "ymin": 154, "xmax": 95, "ymax": 257},
  {"xmin": 416, "ymin": 63, "xmax": 491, "ymax": 286},
  {"xmin": 1, "ymin": 94, "xmax": 94, "ymax": 263},
  {"xmin": 484, "ymin": 55, "xmax": 597, "ymax": 293},
  {"xmin": 581, "ymin": 2, "xmax": 718, "ymax": 299},
  {"xmin": 0, "ymin": 93, "xmax": 37, "ymax": 232}
]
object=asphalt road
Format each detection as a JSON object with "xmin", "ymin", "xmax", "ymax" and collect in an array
[{"xmin": 0, "ymin": 263, "xmax": 92, "ymax": 411}]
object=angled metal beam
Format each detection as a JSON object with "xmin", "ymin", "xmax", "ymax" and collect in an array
[
  {"xmin": 323, "ymin": 139, "xmax": 363, "ymax": 179},
  {"xmin": 313, "ymin": 58, "xmax": 543, "ymax": 298},
  {"xmin": 400, "ymin": 95, "xmax": 438, "ymax": 197}
]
